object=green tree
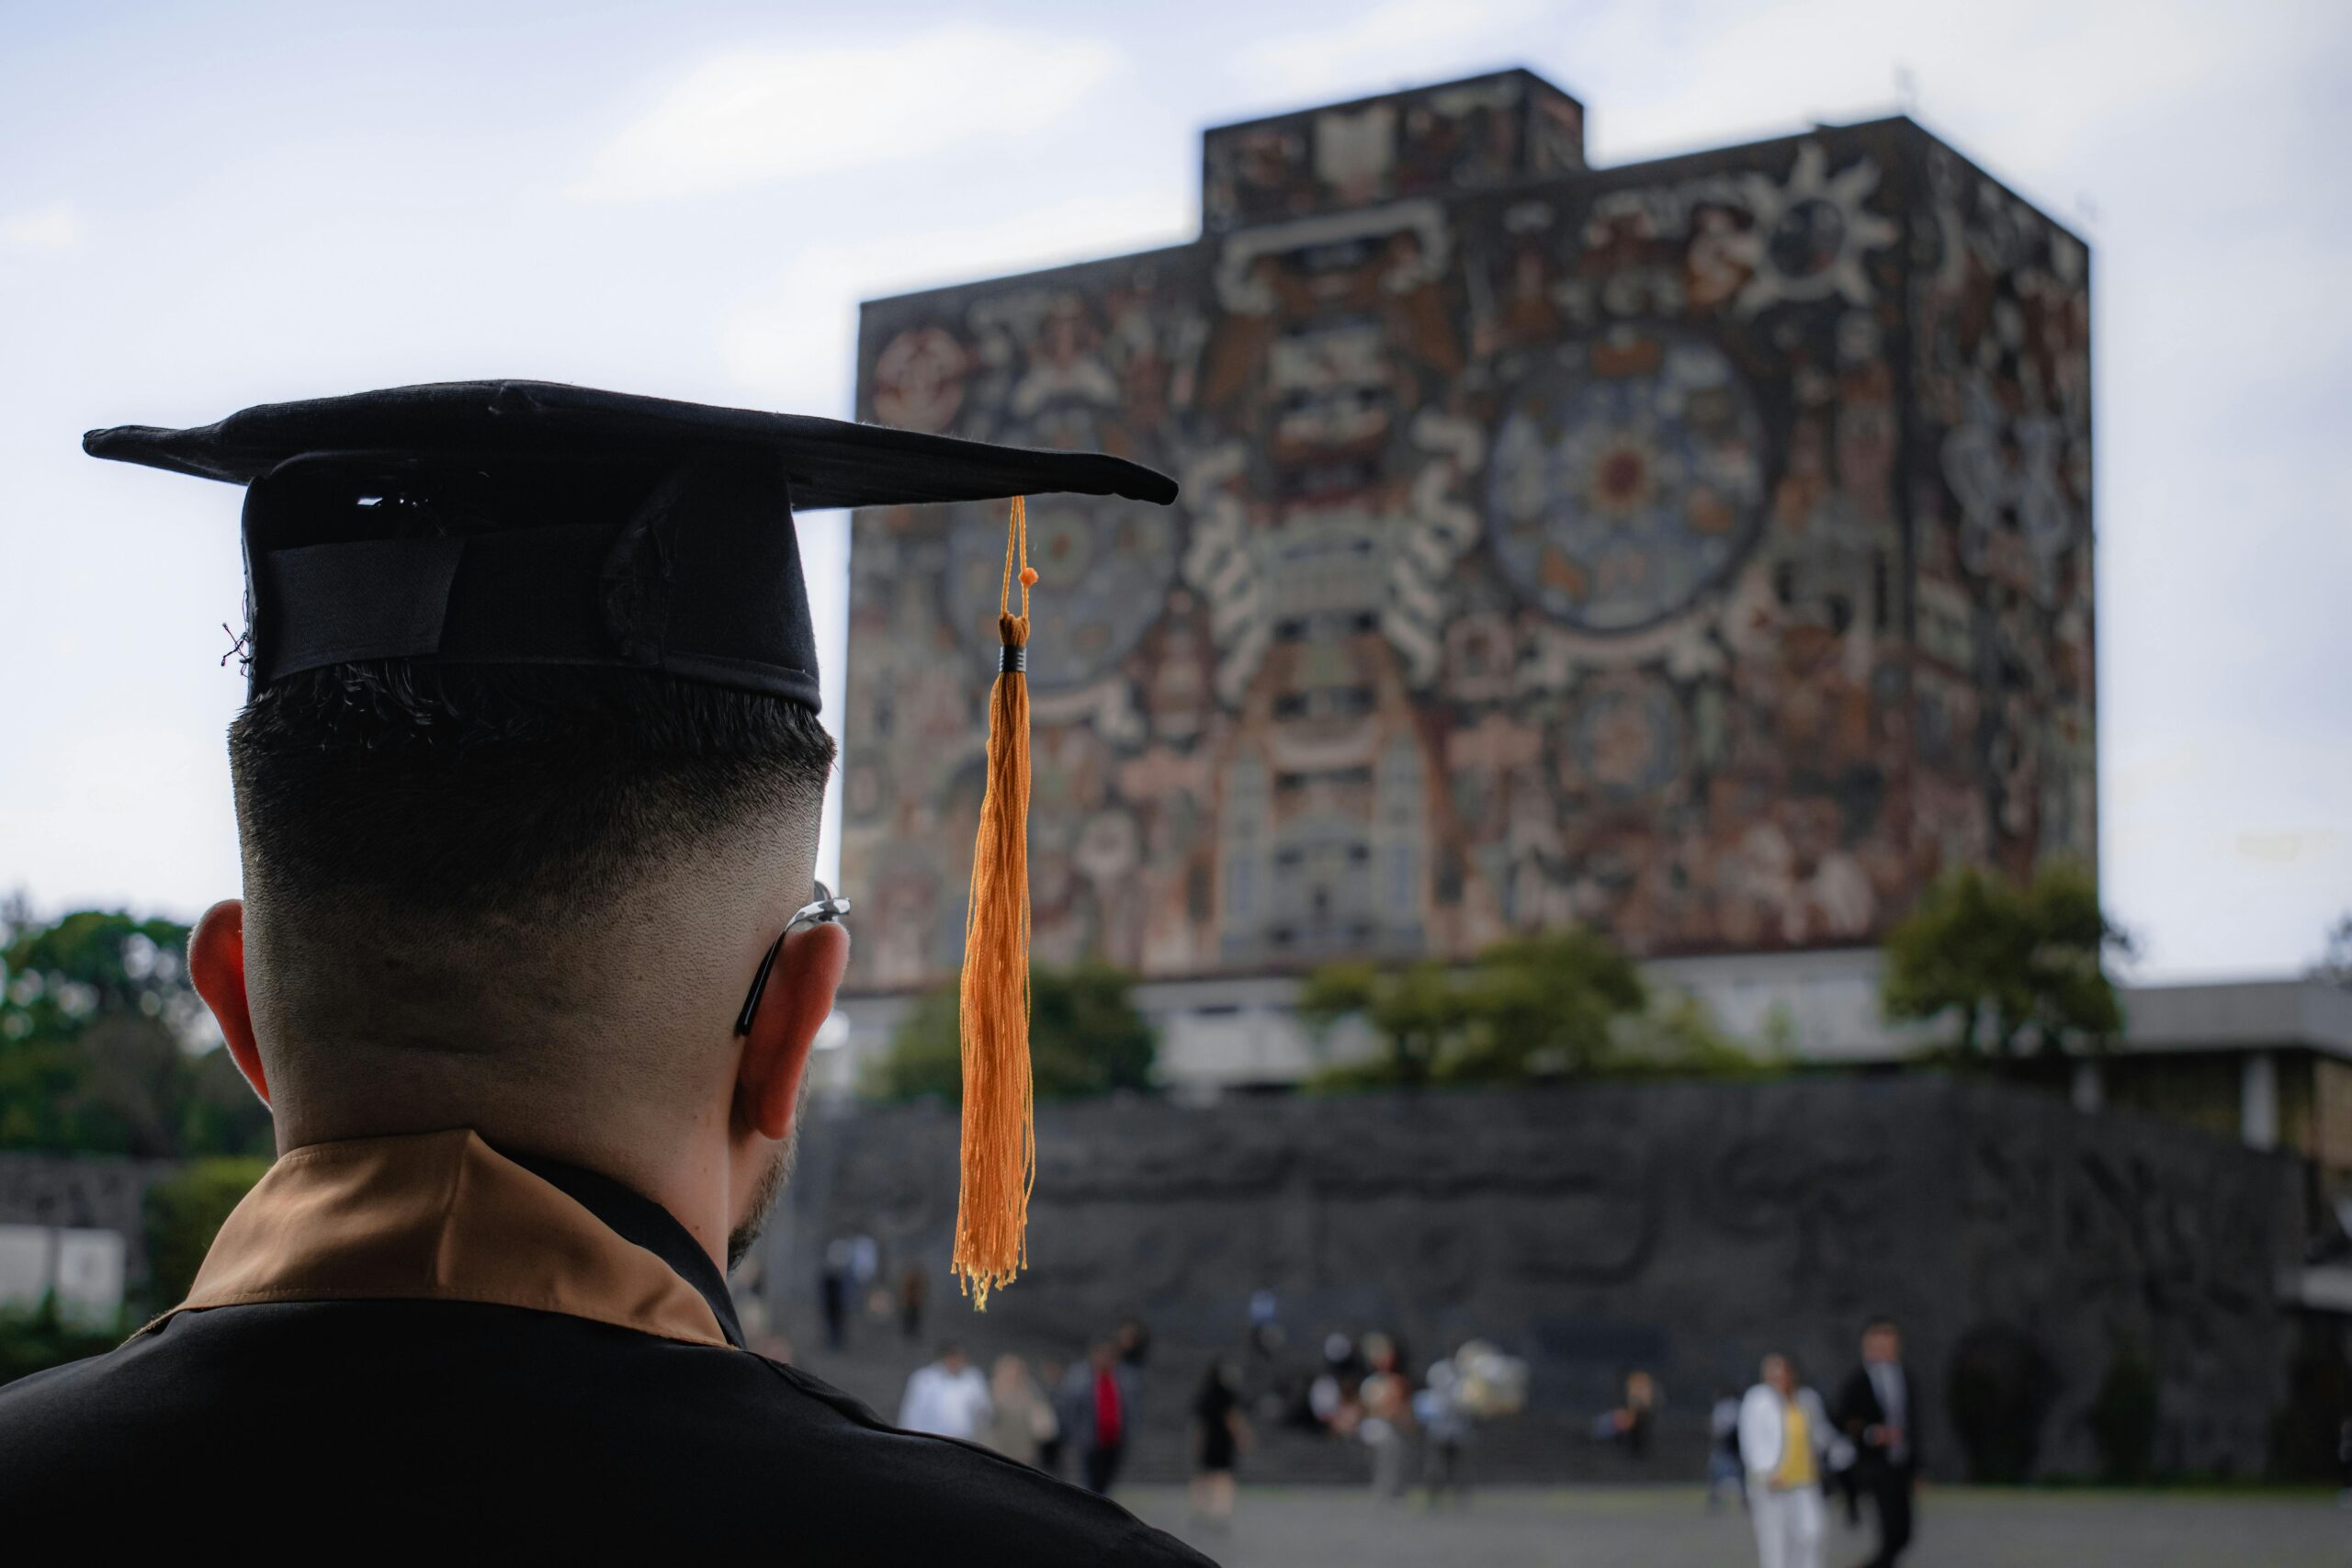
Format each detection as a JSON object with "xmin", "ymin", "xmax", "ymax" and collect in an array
[
  {"xmin": 2314, "ymin": 910, "xmax": 2352, "ymax": 989},
  {"xmin": 0, "ymin": 1300, "xmax": 123, "ymax": 1388},
  {"xmin": 1029, "ymin": 962, "xmax": 1158, "ymax": 1099},
  {"xmin": 0, "ymin": 904, "xmax": 272, "ymax": 1157},
  {"xmin": 1881, "ymin": 863, "xmax": 2130, "ymax": 1058},
  {"xmin": 1448, "ymin": 931, "xmax": 1646, "ymax": 1082},
  {"xmin": 1299, "ymin": 929, "xmax": 1753, "ymax": 1088},
  {"xmin": 1297, "ymin": 959, "xmax": 1466, "ymax": 1088},
  {"xmin": 866, "ymin": 962, "xmax": 1158, "ymax": 1104},
  {"xmin": 1615, "ymin": 990, "xmax": 1770, "ymax": 1077},
  {"xmin": 867, "ymin": 985, "xmax": 963, "ymax": 1104}
]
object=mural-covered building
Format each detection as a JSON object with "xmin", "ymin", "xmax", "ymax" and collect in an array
[{"xmin": 838, "ymin": 69, "xmax": 2095, "ymax": 1080}]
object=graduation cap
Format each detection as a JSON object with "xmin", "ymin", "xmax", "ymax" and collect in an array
[{"xmin": 86, "ymin": 378, "xmax": 1180, "ymax": 1305}]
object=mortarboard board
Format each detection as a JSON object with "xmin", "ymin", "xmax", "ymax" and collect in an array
[
  {"xmin": 85, "ymin": 378, "xmax": 1175, "ymax": 707},
  {"xmin": 85, "ymin": 378, "xmax": 1181, "ymax": 1305}
]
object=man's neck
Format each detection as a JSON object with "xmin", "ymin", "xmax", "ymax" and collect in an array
[{"xmin": 274, "ymin": 1095, "xmax": 734, "ymax": 1270}]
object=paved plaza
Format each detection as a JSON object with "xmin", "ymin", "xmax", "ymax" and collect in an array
[{"xmin": 1119, "ymin": 1484, "xmax": 2347, "ymax": 1568}]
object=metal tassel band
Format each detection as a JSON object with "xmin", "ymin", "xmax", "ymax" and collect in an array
[{"xmin": 999, "ymin": 645, "xmax": 1026, "ymax": 673}]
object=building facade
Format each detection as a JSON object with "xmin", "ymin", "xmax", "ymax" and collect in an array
[{"xmin": 842, "ymin": 69, "xmax": 2095, "ymax": 1008}]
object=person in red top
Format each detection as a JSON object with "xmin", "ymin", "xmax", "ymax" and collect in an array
[
  {"xmin": 1097, "ymin": 1359, "xmax": 1125, "ymax": 1449},
  {"xmin": 1062, "ymin": 1339, "xmax": 1140, "ymax": 1494}
]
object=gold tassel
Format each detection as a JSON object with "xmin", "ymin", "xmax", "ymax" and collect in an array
[{"xmin": 953, "ymin": 496, "xmax": 1035, "ymax": 1308}]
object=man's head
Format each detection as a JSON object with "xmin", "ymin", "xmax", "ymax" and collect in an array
[
  {"xmin": 939, "ymin": 1342, "xmax": 967, "ymax": 1375},
  {"xmin": 187, "ymin": 657, "xmax": 846, "ymax": 1267},
  {"xmin": 90, "ymin": 380, "xmax": 1178, "ymax": 1288},
  {"xmin": 1089, "ymin": 1340, "xmax": 1117, "ymax": 1371},
  {"xmin": 1761, "ymin": 1353, "xmax": 1795, "ymax": 1396},
  {"xmin": 1862, "ymin": 1318, "xmax": 1901, "ymax": 1364}
]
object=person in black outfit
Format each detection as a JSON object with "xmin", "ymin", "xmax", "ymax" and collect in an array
[
  {"xmin": 0, "ymin": 382, "xmax": 1203, "ymax": 1563},
  {"xmin": 819, "ymin": 1240, "xmax": 849, "ymax": 1351},
  {"xmin": 1834, "ymin": 1317, "xmax": 1923, "ymax": 1567},
  {"xmin": 899, "ymin": 1262, "xmax": 928, "ymax": 1342},
  {"xmin": 1190, "ymin": 1359, "xmax": 1248, "ymax": 1528}
]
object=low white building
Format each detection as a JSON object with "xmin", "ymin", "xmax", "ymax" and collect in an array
[{"xmin": 824, "ymin": 956, "xmax": 2352, "ymax": 1180}]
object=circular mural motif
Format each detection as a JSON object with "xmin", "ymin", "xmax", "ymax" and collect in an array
[
  {"xmin": 1767, "ymin": 197, "xmax": 1849, "ymax": 286},
  {"xmin": 944, "ymin": 420, "xmax": 1181, "ymax": 691},
  {"xmin": 870, "ymin": 325, "xmax": 970, "ymax": 433},
  {"xmin": 1567, "ymin": 681, "xmax": 1684, "ymax": 799},
  {"xmin": 1486, "ymin": 325, "xmax": 1770, "ymax": 633}
]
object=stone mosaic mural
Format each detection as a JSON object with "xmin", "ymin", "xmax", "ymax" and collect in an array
[{"xmin": 844, "ymin": 70, "xmax": 2094, "ymax": 990}]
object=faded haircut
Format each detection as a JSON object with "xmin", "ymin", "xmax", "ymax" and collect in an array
[{"xmin": 229, "ymin": 660, "xmax": 833, "ymax": 942}]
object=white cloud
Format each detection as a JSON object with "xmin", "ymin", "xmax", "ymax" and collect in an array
[
  {"xmin": 1577, "ymin": 0, "xmax": 2270, "ymax": 183},
  {"xmin": 2101, "ymin": 720, "xmax": 2352, "ymax": 977},
  {"xmin": 2, "ymin": 203, "xmax": 85, "ymax": 252},
  {"xmin": 2233, "ymin": 830, "xmax": 2345, "ymax": 866},
  {"xmin": 1229, "ymin": 0, "xmax": 1552, "ymax": 101},
  {"xmin": 573, "ymin": 26, "xmax": 1127, "ymax": 201}
]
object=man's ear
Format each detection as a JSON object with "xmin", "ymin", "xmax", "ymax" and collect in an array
[
  {"xmin": 736, "ymin": 920, "xmax": 849, "ymax": 1140},
  {"xmin": 189, "ymin": 899, "xmax": 267, "ymax": 1108}
]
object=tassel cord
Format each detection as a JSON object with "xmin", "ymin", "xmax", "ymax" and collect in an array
[{"xmin": 953, "ymin": 498, "xmax": 1037, "ymax": 1308}]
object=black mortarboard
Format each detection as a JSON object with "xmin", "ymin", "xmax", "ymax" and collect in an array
[
  {"xmin": 85, "ymin": 378, "xmax": 1176, "ymax": 1306},
  {"xmin": 84, "ymin": 378, "xmax": 1177, "ymax": 709}
]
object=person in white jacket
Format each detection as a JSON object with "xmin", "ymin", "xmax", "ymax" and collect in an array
[
  {"xmin": 899, "ymin": 1342, "xmax": 993, "ymax": 1440},
  {"xmin": 1739, "ymin": 1353, "xmax": 1833, "ymax": 1568}
]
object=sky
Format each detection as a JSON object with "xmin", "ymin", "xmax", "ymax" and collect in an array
[{"xmin": 0, "ymin": 0, "xmax": 2346, "ymax": 983}]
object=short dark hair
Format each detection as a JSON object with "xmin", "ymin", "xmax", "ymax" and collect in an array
[
  {"xmin": 229, "ymin": 660, "xmax": 834, "ymax": 926},
  {"xmin": 1863, "ymin": 1316, "xmax": 1900, "ymax": 1337}
]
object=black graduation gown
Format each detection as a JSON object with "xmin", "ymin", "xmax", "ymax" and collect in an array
[{"xmin": 0, "ymin": 1130, "xmax": 1210, "ymax": 1563}]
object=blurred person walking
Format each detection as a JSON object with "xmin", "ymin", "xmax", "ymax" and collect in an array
[
  {"xmin": 1309, "ymin": 1332, "xmax": 1364, "ymax": 1434},
  {"xmin": 1415, "ymin": 1357, "xmax": 1474, "ymax": 1506},
  {"xmin": 1037, "ymin": 1358, "xmax": 1070, "ymax": 1477},
  {"xmin": 1592, "ymin": 1369, "xmax": 1659, "ymax": 1460},
  {"xmin": 1248, "ymin": 1288, "xmax": 1283, "ymax": 1360},
  {"xmin": 1707, "ymin": 1385, "xmax": 1747, "ymax": 1511},
  {"xmin": 898, "ymin": 1262, "xmax": 927, "ymax": 1343},
  {"xmin": 979, "ymin": 1353, "xmax": 1057, "ymax": 1467},
  {"xmin": 1061, "ymin": 1340, "xmax": 1139, "ymax": 1494},
  {"xmin": 819, "ymin": 1236, "xmax": 851, "ymax": 1351},
  {"xmin": 1834, "ymin": 1317, "xmax": 1923, "ymax": 1566},
  {"xmin": 899, "ymin": 1342, "xmax": 991, "ymax": 1441},
  {"xmin": 1358, "ymin": 1332, "xmax": 1413, "ymax": 1497},
  {"xmin": 847, "ymin": 1232, "xmax": 878, "ymax": 1302},
  {"xmin": 1740, "ymin": 1353, "xmax": 1832, "ymax": 1568},
  {"xmin": 1190, "ymin": 1359, "xmax": 1250, "ymax": 1529}
]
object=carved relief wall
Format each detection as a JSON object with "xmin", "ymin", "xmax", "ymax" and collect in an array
[
  {"xmin": 766, "ymin": 1081, "xmax": 2300, "ymax": 1482},
  {"xmin": 844, "ymin": 71, "xmax": 2094, "ymax": 990}
]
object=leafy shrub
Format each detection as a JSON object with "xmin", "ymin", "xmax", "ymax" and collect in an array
[
  {"xmin": 2086, "ymin": 1342, "xmax": 2160, "ymax": 1483},
  {"xmin": 0, "ymin": 1297, "xmax": 123, "ymax": 1388},
  {"xmin": 867, "ymin": 963, "xmax": 1156, "ymax": 1104},
  {"xmin": 144, "ymin": 1156, "xmax": 271, "ymax": 1310}
]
